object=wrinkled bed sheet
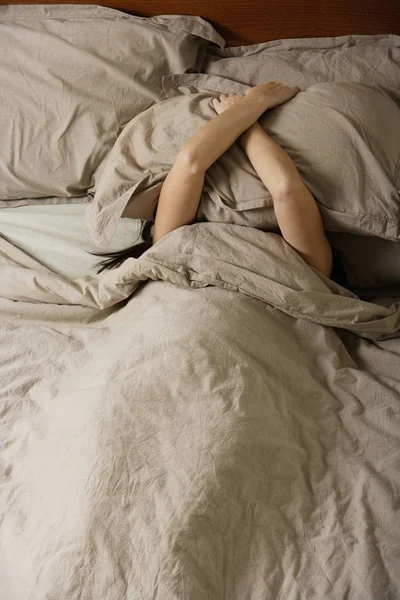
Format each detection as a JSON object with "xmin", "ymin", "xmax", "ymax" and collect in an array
[{"xmin": 1, "ymin": 222, "xmax": 400, "ymax": 599}]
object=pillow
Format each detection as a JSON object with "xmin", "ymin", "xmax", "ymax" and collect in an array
[
  {"xmin": 0, "ymin": 4, "xmax": 223, "ymax": 205},
  {"xmin": 86, "ymin": 76, "xmax": 400, "ymax": 249},
  {"xmin": 201, "ymin": 34, "xmax": 400, "ymax": 92},
  {"xmin": 85, "ymin": 91, "xmax": 280, "ymax": 249}
]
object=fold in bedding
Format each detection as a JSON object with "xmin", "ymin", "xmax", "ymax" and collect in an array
[
  {"xmin": 1, "ymin": 222, "xmax": 400, "ymax": 339},
  {"xmin": 1, "ymin": 222, "xmax": 400, "ymax": 599}
]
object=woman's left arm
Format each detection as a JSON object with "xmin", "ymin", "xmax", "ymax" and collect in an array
[{"xmin": 239, "ymin": 123, "xmax": 333, "ymax": 278}]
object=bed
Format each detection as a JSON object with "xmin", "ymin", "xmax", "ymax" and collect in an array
[{"xmin": 1, "ymin": 2, "xmax": 400, "ymax": 599}]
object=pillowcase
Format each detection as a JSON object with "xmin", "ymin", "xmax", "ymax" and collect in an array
[
  {"xmin": 86, "ymin": 75, "xmax": 400, "ymax": 249},
  {"xmin": 0, "ymin": 4, "xmax": 223, "ymax": 205},
  {"xmin": 201, "ymin": 34, "xmax": 400, "ymax": 93}
]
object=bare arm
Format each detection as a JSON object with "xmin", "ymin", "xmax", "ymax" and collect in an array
[
  {"xmin": 239, "ymin": 122, "xmax": 300, "ymax": 195},
  {"xmin": 238, "ymin": 122, "xmax": 333, "ymax": 277},
  {"xmin": 153, "ymin": 82, "xmax": 299, "ymax": 244},
  {"xmin": 153, "ymin": 98, "xmax": 266, "ymax": 244}
]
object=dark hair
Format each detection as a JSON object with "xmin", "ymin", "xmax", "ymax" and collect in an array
[{"xmin": 88, "ymin": 219, "xmax": 153, "ymax": 274}]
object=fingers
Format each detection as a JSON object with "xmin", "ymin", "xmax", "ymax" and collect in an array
[
  {"xmin": 212, "ymin": 93, "xmax": 243, "ymax": 106},
  {"xmin": 212, "ymin": 93, "xmax": 246, "ymax": 115},
  {"xmin": 212, "ymin": 95, "xmax": 226, "ymax": 107},
  {"xmin": 217, "ymin": 93, "xmax": 244, "ymax": 100}
]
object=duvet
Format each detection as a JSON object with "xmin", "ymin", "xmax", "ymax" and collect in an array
[{"xmin": 1, "ymin": 223, "xmax": 400, "ymax": 599}]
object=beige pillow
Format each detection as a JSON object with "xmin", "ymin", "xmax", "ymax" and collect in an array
[
  {"xmin": 86, "ymin": 76, "xmax": 400, "ymax": 249},
  {"xmin": 0, "ymin": 4, "xmax": 223, "ymax": 205}
]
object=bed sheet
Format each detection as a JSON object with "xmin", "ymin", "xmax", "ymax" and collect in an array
[{"xmin": 0, "ymin": 202, "xmax": 141, "ymax": 279}]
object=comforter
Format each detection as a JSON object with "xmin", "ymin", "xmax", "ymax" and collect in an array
[{"xmin": 1, "ymin": 223, "xmax": 400, "ymax": 599}]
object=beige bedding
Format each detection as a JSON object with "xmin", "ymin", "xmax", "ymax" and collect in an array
[
  {"xmin": 88, "ymin": 81, "xmax": 400, "ymax": 250},
  {"xmin": 1, "ymin": 223, "xmax": 400, "ymax": 599},
  {"xmin": 85, "ymin": 32, "xmax": 400, "ymax": 292},
  {"xmin": 1, "ymin": 10, "xmax": 400, "ymax": 598},
  {"xmin": 0, "ymin": 4, "xmax": 223, "ymax": 204}
]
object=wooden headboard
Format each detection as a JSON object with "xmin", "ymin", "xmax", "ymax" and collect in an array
[{"xmin": 2, "ymin": 0, "xmax": 399, "ymax": 45}]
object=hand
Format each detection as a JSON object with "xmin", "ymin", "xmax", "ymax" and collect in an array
[
  {"xmin": 244, "ymin": 81, "xmax": 301, "ymax": 109},
  {"xmin": 212, "ymin": 93, "xmax": 245, "ymax": 115}
]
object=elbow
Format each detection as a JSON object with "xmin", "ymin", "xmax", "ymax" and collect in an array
[
  {"xmin": 176, "ymin": 149, "xmax": 204, "ymax": 175},
  {"xmin": 273, "ymin": 176, "xmax": 304, "ymax": 201}
]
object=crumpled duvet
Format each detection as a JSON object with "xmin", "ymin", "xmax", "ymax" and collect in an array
[{"xmin": 1, "ymin": 222, "xmax": 400, "ymax": 599}]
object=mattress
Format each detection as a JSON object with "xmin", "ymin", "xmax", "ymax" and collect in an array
[{"xmin": 0, "ymin": 202, "xmax": 141, "ymax": 279}]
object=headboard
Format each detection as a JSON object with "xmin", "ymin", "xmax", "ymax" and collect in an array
[{"xmin": 2, "ymin": 0, "xmax": 399, "ymax": 45}]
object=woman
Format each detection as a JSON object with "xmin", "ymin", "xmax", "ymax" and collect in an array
[{"xmin": 93, "ymin": 81, "xmax": 342, "ymax": 282}]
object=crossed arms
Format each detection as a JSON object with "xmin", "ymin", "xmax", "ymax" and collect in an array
[{"xmin": 153, "ymin": 82, "xmax": 333, "ymax": 279}]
